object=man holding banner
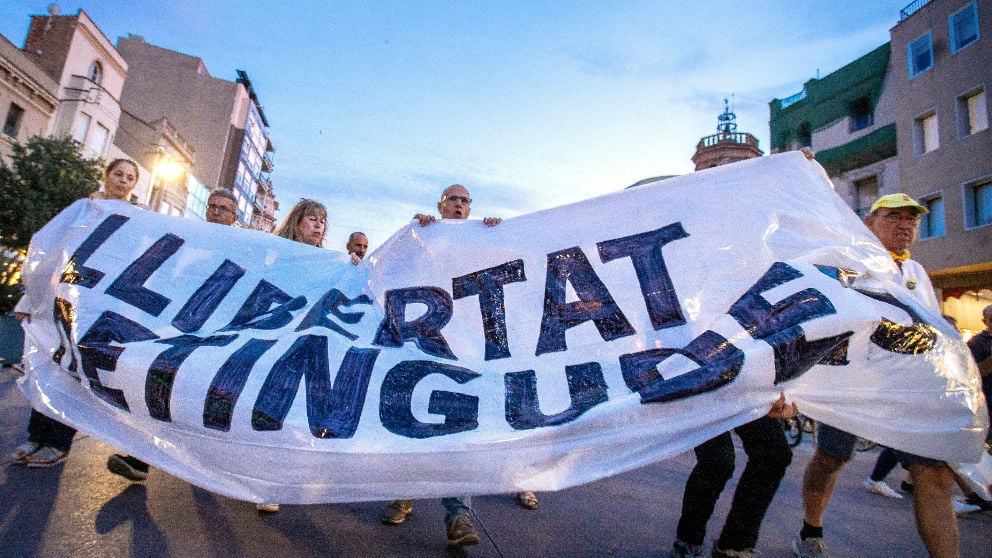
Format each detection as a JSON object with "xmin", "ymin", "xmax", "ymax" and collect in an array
[
  {"xmin": 794, "ymin": 194, "xmax": 959, "ymax": 558},
  {"xmin": 379, "ymin": 183, "xmax": 509, "ymax": 546}
]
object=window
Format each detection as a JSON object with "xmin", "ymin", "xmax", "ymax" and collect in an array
[
  {"xmin": 919, "ymin": 195, "xmax": 945, "ymax": 239},
  {"xmin": 849, "ymin": 96, "xmax": 874, "ymax": 132},
  {"xmin": 957, "ymin": 87, "xmax": 988, "ymax": 136},
  {"xmin": 908, "ymin": 32, "xmax": 933, "ymax": 77},
  {"xmin": 797, "ymin": 122, "xmax": 811, "ymax": 148},
  {"xmin": 90, "ymin": 123, "xmax": 110, "ymax": 157},
  {"xmin": 854, "ymin": 176, "xmax": 879, "ymax": 218},
  {"xmin": 914, "ymin": 111, "xmax": 939, "ymax": 155},
  {"xmin": 964, "ymin": 178, "xmax": 992, "ymax": 228},
  {"xmin": 72, "ymin": 113, "xmax": 91, "ymax": 145},
  {"xmin": 3, "ymin": 103, "xmax": 25, "ymax": 138},
  {"xmin": 950, "ymin": 2, "xmax": 980, "ymax": 54},
  {"xmin": 87, "ymin": 61, "xmax": 103, "ymax": 84}
]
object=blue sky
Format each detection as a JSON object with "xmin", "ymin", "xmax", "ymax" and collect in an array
[{"xmin": 2, "ymin": 1, "xmax": 908, "ymax": 252}]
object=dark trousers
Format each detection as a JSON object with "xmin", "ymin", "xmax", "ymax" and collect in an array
[
  {"xmin": 27, "ymin": 409, "xmax": 77, "ymax": 451},
  {"xmin": 870, "ymin": 447, "xmax": 900, "ymax": 481},
  {"xmin": 675, "ymin": 415, "xmax": 792, "ymax": 551}
]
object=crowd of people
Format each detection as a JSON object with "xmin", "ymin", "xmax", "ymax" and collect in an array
[{"xmin": 4, "ymin": 155, "xmax": 992, "ymax": 557}]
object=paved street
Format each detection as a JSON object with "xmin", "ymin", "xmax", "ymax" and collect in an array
[{"xmin": 2, "ymin": 366, "xmax": 989, "ymax": 557}]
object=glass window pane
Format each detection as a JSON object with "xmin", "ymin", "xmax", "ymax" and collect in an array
[
  {"xmin": 968, "ymin": 91, "xmax": 988, "ymax": 133},
  {"xmin": 951, "ymin": 3, "xmax": 979, "ymax": 53}
]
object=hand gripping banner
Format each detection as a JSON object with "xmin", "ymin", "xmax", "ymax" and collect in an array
[{"xmin": 17, "ymin": 152, "xmax": 988, "ymax": 504}]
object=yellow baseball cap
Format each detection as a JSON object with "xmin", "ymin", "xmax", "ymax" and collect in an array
[{"xmin": 869, "ymin": 193, "xmax": 928, "ymax": 214}]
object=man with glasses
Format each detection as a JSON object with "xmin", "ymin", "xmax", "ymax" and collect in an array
[
  {"xmin": 794, "ymin": 194, "xmax": 960, "ymax": 558},
  {"xmin": 205, "ymin": 188, "xmax": 239, "ymax": 226},
  {"xmin": 380, "ymin": 183, "xmax": 510, "ymax": 547},
  {"xmin": 106, "ymin": 188, "xmax": 240, "ymax": 482}
]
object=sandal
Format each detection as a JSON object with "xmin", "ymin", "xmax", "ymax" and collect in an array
[
  {"xmin": 23, "ymin": 446, "xmax": 68, "ymax": 468},
  {"xmin": 8, "ymin": 441, "xmax": 40, "ymax": 464},
  {"xmin": 516, "ymin": 491, "xmax": 539, "ymax": 510}
]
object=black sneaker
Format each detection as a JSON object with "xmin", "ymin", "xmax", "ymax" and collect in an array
[
  {"xmin": 966, "ymin": 493, "xmax": 992, "ymax": 512},
  {"xmin": 107, "ymin": 454, "xmax": 149, "ymax": 481},
  {"xmin": 900, "ymin": 480, "xmax": 914, "ymax": 494}
]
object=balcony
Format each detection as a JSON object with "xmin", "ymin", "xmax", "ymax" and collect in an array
[
  {"xmin": 900, "ymin": 0, "xmax": 932, "ymax": 20},
  {"xmin": 696, "ymin": 132, "xmax": 759, "ymax": 149}
]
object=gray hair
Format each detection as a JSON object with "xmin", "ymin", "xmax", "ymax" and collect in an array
[{"xmin": 208, "ymin": 188, "xmax": 238, "ymax": 205}]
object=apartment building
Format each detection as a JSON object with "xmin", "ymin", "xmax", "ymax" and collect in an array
[
  {"xmin": 769, "ymin": 43, "xmax": 898, "ymax": 219},
  {"xmin": 115, "ymin": 36, "xmax": 277, "ymax": 228},
  {"xmin": 0, "ymin": 33, "xmax": 58, "ymax": 162},
  {"xmin": 890, "ymin": 0, "xmax": 991, "ymax": 334}
]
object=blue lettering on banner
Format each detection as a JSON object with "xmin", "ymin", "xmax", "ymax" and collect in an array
[
  {"xmin": 203, "ymin": 338, "xmax": 278, "ymax": 431},
  {"xmin": 146, "ymin": 334, "xmax": 238, "ymax": 421},
  {"xmin": 505, "ymin": 362, "xmax": 608, "ymax": 429},
  {"xmin": 597, "ymin": 223, "xmax": 689, "ymax": 331},
  {"xmin": 223, "ymin": 280, "xmax": 307, "ymax": 331},
  {"xmin": 295, "ymin": 288, "xmax": 373, "ymax": 341},
  {"xmin": 620, "ymin": 330, "xmax": 745, "ymax": 403},
  {"xmin": 536, "ymin": 247, "xmax": 635, "ymax": 355},
  {"xmin": 374, "ymin": 287, "xmax": 456, "ymax": 359},
  {"xmin": 728, "ymin": 262, "xmax": 852, "ymax": 384},
  {"xmin": 77, "ymin": 310, "xmax": 159, "ymax": 410},
  {"xmin": 380, "ymin": 360, "xmax": 480, "ymax": 438},
  {"xmin": 60, "ymin": 214, "xmax": 129, "ymax": 288},
  {"xmin": 52, "ymin": 297, "xmax": 79, "ymax": 374},
  {"xmin": 172, "ymin": 259, "xmax": 246, "ymax": 333},
  {"xmin": 857, "ymin": 289, "xmax": 938, "ymax": 354},
  {"xmin": 251, "ymin": 336, "xmax": 379, "ymax": 439},
  {"xmin": 452, "ymin": 259, "xmax": 527, "ymax": 361},
  {"xmin": 105, "ymin": 233, "xmax": 184, "ymax": 317}
]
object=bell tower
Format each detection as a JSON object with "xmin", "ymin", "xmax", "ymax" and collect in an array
[{"xmin": 691, "ymin": 98, "xmax": 763, "ymax": 171}]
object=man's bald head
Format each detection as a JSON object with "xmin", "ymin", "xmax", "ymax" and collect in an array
[{"xmin": 438, "ymin": 184, "xmax": 472, "ymax": 220}]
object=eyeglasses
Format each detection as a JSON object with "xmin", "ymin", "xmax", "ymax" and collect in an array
[
  {"xmin": 207, "ymin": 203, "xmax": 236, "ymax": 215},
  {"xmin": 442, "ymin": 194, "xmax": 472, "ymax": 206},
  {"xmin": 879, "ymin": 212, "xmax": 921, "ymax": 225}
]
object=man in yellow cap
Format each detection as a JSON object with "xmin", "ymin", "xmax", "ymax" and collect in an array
[{"xmin": 794, "ymin": 193, "xmax": 960, "ymax": 558}]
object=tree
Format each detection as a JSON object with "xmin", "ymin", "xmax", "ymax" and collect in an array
[{"xmin": 0, "ymin": 136, "xmax": 104, "ymax": 314}]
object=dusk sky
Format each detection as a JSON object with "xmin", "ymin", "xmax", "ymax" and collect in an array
[{"xmin": 2, "ymin": 1, "xmax": 909, "ymax": 253}]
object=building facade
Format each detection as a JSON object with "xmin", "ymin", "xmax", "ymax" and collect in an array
[
  {"xmin": 0, "ymin": 33, "xmax": 58, "ymax": 162},
  {"xmin": 21, "ymin": 8, "xmax": 127, "ymax": 162},
  {"xmin": 115, "ymin": 36, "xmax": 277, "ymax": 227},
  {"xmin": 890, "ymin": 0, "xmax": 991, "ymax": 334},
  {"xmin": 769, "ymin": 43, "xmax": 899, "ymax": 218}
]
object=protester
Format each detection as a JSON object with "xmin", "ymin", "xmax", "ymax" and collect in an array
[
  {"xmin": 794, "ymin": 193, "xmax": 960, "ymax": 558},
  {"xmin": 274, "ymin": 199, "xmax": 326, "ymax": 247},
  {"xmin": 9, "ymin": 159, "xmax": 141, "ymax": 468},
  {"xmin": 238, "ymin": 198, "xmax": 329, "ymax": 513},
  {"xmin": 379, "ymin": 184, "xmax": 514, "ymax": 547},
  {"xmin": 967, "ymin": 305, "xmax": 992, "ymax": 435},
  {"xmin": 346, "ymin": 231, "xmax": 368, "ymax": 264},
  {"xmin": 664, "ymin": 395, "xmax": 796, "ymax": 558},
  {"xmin": 105, "ymin": 188, "xmax": 240, "ymax": 483}
]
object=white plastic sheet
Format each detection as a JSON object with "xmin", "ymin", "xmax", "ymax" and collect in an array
[{"xmin": 17, "ymin": 152, "xmax": 987, "ymax": 504}]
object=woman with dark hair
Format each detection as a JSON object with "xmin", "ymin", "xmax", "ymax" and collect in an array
[{"xmin": 9, "ymin": 158, "xmax": 142, "ymax": 467}]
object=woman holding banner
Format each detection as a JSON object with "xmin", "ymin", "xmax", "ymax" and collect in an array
[{"xmin": 9, "ymin": 158, "xmax": 141, "ymax": 467}]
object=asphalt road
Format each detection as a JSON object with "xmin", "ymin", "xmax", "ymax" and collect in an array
[{"xmin": 1, "ymin": 366, "xmax": 989, "ymax": 557}]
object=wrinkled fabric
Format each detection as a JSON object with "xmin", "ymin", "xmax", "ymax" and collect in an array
[{"xmin": 17, "ymin": 152, "xmax": 987, "ymax": 504}]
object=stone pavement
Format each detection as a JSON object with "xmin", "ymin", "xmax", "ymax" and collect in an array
[{"xmin": 1, "ymin": 366, "xmax": 989, "ymax": 557}]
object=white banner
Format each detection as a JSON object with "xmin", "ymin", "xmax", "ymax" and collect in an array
[{"xmin": 17, "ymin": 152, "xmax": 987, "ymax": 504}]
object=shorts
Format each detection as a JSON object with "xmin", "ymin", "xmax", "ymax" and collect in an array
[{"xmin": 816, "ymin": 422, "xmax": 945, "ymax": 467}]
